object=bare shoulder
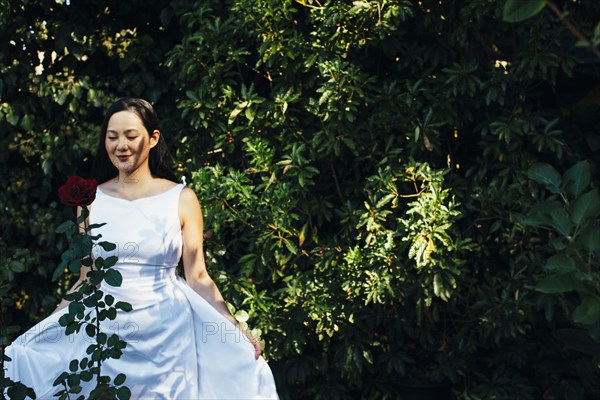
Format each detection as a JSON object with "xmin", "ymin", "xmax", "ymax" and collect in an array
[
  {"xmin": 179, "ymin": 187, "xmax": 202, "ymax": 224},
  {"xmin": 179, "ymin": 187, "xmax": 200, "ymax": 205}
]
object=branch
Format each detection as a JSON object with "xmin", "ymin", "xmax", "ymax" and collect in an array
[{"xmin": 545, "ymin": 0, "xmax": 600, "ymax": 60}]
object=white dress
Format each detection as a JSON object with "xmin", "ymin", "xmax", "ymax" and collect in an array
[{"xmin": 6, "ymin": 183, "xmax": 279, "ymax": 399}]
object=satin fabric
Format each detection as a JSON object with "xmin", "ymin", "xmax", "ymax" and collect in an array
[{"xmin": 6, "ymin": 183, "xmax": 278, "ymax": 399}]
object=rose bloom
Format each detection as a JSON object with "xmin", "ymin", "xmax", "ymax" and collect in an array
[{"xmin": 58, "ymin": 176, "xmax": 98, "ymax": 206}]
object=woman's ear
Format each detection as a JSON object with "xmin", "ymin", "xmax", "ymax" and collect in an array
[{"xmin": 150, "ymin": 130, "xmax": 160, "ymax": 149}]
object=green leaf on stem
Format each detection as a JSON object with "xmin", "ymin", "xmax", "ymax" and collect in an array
[
  {"xmin": 69, "ymin": 359, "xmax": 79, "ymax": 372},
  {"xmin": 76, "ymin": 206, "xmax": 89, "ymax": 225},
  {"xmin": 68, "ymin": 301, "xmax": 84, "ymax": 315},
  {"xmin": 8, "ymin": 384, "xmax": 27, "ymax": 400},
  {"xmin": 105, "ymin": 294, "xmax": 115, "ymax": 306},
  {"xmin": 115, "ymin": 301, "xmax": 132, "ymax": 312},
  {"xmin": 87, "ymin": 223, "xmax": 106, "ymax": 230},
  {"xmin": 104, "ymin": 256, "xmax": 118, "ymax": 268},
  {"xmin": 97, "ymin": 332, "xmax": 107, "ymax": 344},
  {"xmin": 106, "ymin": 308, "xmax": 117, "ymax": 320},
  {"xmin": 53, "ymin": 372, "xmax": 69, "ymax": 386},
  {"xmin": 80, "ymin": 370, "xmax": 93, "ymax": 382},
  {"xmin": 116, "ymin": 386, "xmax": 132, "ymax": 400},
  {"xmin": 98, "ymin": 241, "xmax": 116, "ymax": 251},
  {"xmin": 56, "ymin": 220, "xmax": 77, "ymax": 234},
  {"xmin": 114, "ymin": 373, "xmax": 126, "ymax": 386},
  {"xmin": 104, "ymin": 269, "xmax": 123, "ymax": 287},
  {"xmin": 86, "ymin": 323, "xmax": 96, "ymax": 337},
  {"xmin": 68, "ymin": 258, "xmax": 81, "ymax": 273},
  {"xmin": 52, "ymin": 264, "xmax": 65, "ymax": 281}
]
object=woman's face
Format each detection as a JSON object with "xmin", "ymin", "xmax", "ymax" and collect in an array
[{"xmin": 105, "ymin": 110, "xmax": 159, "ymax": 176}]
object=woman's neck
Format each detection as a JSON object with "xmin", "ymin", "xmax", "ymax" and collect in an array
[{"xmin": 115, "ymin": 166, "xmax": 154, "ymax": 188}]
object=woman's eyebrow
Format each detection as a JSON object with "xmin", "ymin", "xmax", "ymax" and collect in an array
[{"xmin": 106, "ymin": 128, "xmax": 141, "ymax": 134}]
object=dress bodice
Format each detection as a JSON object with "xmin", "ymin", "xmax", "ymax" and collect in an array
[{"xmin": 89, "ymin": 184, "xmax": 185, "ymax": 268}]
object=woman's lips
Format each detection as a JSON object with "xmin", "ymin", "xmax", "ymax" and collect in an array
[{"xmin": 117, "ymin": 155, "xmax": 130, "ymax": 162}]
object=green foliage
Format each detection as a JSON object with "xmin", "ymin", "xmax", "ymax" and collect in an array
[{"xmin": 522, "ymin": 161, "xmax": 600, "ymax": 333}]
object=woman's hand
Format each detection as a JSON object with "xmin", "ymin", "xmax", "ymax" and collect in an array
[{"xmin": 247, "ymin": 332, "xmax": 262, "ymax": 360}]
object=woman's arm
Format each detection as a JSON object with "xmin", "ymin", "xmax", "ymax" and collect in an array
[
  {"xmin": 179, "ymin": 187, "xmax": 261, "ymax": 359},
  {"xmin": 52, "ymin": 206, "xmax": 91, "ymax": 314}
]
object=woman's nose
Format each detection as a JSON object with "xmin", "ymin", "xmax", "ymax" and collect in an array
[{"xmin": 117, "ymin": 137, "xmax": 128, "ymax": 150}]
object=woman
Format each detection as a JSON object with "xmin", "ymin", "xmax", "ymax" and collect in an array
[{"xmin": 6, "ymin": 98, "xmax": 278, "ymax": 399}]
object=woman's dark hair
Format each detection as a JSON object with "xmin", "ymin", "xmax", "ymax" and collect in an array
[{"xmin": 90, "ymin": 98, "xmax": 179, "ymax": 184}]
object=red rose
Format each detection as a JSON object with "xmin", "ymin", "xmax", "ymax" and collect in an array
[{"xmin": 58, "ymin": 176, "xmax": 98, "ymax": 206}]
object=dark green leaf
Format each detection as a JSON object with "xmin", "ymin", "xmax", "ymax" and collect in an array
[
  {"xmin": 521, "ymin": 200, "xmax": 562, "ymax": 226},
  {"xmin": 97, "ymin": 332, "xmax": 107, "ymax": 344},
  {"xmin": 563, "ymin": 160, "xmax": 591, "ymax": 197},
  {"xmin": 502, "ymin": 0, "xmax": 546, "ymax": 23},
  {"xmin": 535, "ymin": 274, "xmax": 578, "ymax": 293},
  {"xmin": 114, "ymin": 373, "xmax": 126, "ymax": 386},
  {"xmin": 104, "ymin": 269, "xmax": 123, "ymax": 287},
  {"xmin": 527, "ymin": 163, "xmax": 561, "ymax": 193},
  {"xmin": 573, "ymin": 296, "xmax": 600, "ymax": 325},
  {"xmin": 549, "ymin": 208, "xmax": 571, "ymax": 237},
  {"xmin": 80, "ymin": 370, "xmax": 93, "ymax": 382},
  {"xmin": 105, "ymin": 294, "xmax": 115, "ymax": 306},
  {"xmin": 104, "ymin": 256, "xmax": 118, "ymax": 268},
  {"xmin": 56, "ymin": 220, "xmax": 77, "ymax": 234},
  {"xmin": 68, "ymin": 258, "xmax": 81, "ymax": 273},
  {"xmin": 76, "ymin": 206, "xmax": 89, "ymax": 225},
  {"xmin": 87, "ymin": 223, "xmax": 106, "ymax": 230},
  {"xmin": 572, "ymin": 189, "xmax": 600, "ymax": 225},
  {"xmin": 8, "ymin": 384, "xmax": 27, "ymax": 400},
  {"xmin": 544, "ymin": 254, "xmax": 575, "ymax": 273},
  {"xmin": 53, "ymin": 371, "xmax": 69, "ymax": 386},
  {"xmin": 9, "ymin": 260, "xmax": 25, "ymax": 272},
  {"xmin": 107, "ymin": 307, "xmax": 117, "ymax": 320},
  {"xmin": 115, "ymin": 301, "xmax": 133, "ymax": 312},
  {"xmin": 52, "ymin": 265, "xmax": 65, "ymax": 282},
  {"xmin": 116, "ymin": 386, "xmax": 132, "ymax": 400},
  {"xmin": 98, "ymin": 241, "xmax": 117, "ymax": 251},
  {"xmin": 85, "ymin": 323, "xmax": 96, "ymax": 337},
  {"xmin": 26, "ymin": 387, "xmax": 36, "ymax": 399},
  {"xmin": 579, "ymin": 225, "xmax": 600, "ymax": 253}
]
